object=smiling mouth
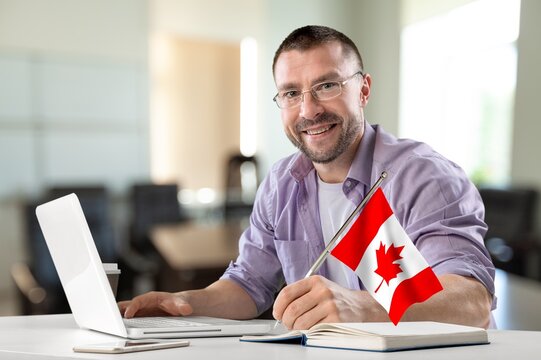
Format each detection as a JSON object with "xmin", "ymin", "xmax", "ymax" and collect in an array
[{"xmin": 304, "ymin": 124, "xmax": 336, "ymax": 135}]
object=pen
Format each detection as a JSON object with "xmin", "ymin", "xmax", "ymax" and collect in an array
[{"xmin": 273, "ymin": 171, "xmax": 388, "ymax": 330}]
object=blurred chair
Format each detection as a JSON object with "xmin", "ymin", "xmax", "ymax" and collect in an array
[
  {"xmin": 223, "ymin": 154, "xmax": 259, "ymax": 219},
  {"xmin": 128, "ymin": 183, "xmax": 187, "ymax": 291},
  {"xmin": 479, "ymin": 187, "xmax": 541, "ymax": 279},
  {"xmin": 48, "ymin": 186, "xmax": 147, "ymax": 299},
  {"xmin": 12, "ymin": 185, "xmax": 146, "ymax": 314},
  {"xmin": 13, "ymin": 186, "xmax": 116, "ymax": 314},
  {"xmin": 48, "ymin": 186, "xmax": 116, "ymax": 263},
  {"xmin": 11, "ymin": 200, "xmax": 70, "ymax": 315}
]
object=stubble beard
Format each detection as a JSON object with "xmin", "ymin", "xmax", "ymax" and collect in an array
[{"xmin": 287, "ymin": 112, "xmax": 362, "ymax": 164}]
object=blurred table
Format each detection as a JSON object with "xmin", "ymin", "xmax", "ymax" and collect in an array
[
  {"xmin": 150, "ymin": 220, "xmax": 245, "ymax": 271},
  {"xmin": 493, "ymin": 269, "xmax": 541, "ymax": 330}
]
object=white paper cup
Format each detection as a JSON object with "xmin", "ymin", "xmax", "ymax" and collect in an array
[{"xmin": 103, "ymin": 263, "xmax": 121, "ymax": 298}]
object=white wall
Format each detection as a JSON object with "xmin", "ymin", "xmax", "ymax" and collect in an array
[
  {"xmin": 511, "ymin": 0, "xmax": 541, "ymax": 230},
  {"xmin": 0, "ymin": 0, "xmax": 150, "ymax": 294},
  {"xmin": 0, "ymin": 0, "xmax": 148, "ymax": 61},
  {"xmin": 353, "ymin": 0, "xmax": 401, "ymax": 135},
  {"xmin": 401, "ymin": 0, "xmax": 475, "ymax": 26},
  {"xmin": 150, "ymin": 0, "xmax": 264, "ymax": 43}
]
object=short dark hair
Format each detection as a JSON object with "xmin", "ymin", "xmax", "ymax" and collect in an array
[{"xmin": 272, "ymin": 25, "xmax": 364, "ymax": 75}]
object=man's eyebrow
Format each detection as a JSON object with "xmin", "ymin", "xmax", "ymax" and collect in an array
[
  {"xmin": 311, "ymin": 71, "xmax": 341, "ymax": 84},
  {"xmin": 277, "ymin": 81, "xmax": 299, "ymax": 91},
  {"xmin": 277, "ymin": 71, "xmax": 342, "ymax": 91}
]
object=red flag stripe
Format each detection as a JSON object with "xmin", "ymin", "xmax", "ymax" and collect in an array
[
  {"xmin": 330, "ymin": 188, "xmax": 393, "ymax": 270},
  {"xmin": 388, "ymin": 267, "xmax": 444, "ymax": 325}
]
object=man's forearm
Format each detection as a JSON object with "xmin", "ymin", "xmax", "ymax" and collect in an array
[{"xmin": 400, "ymin": 274, "xmax": 493, "ymax": 328}]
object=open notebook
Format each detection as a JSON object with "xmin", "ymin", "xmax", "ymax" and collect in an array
[
  {"xmin": 36, "ymin": 193, "xmax": 270, "ymax": 339},
  {"xmin": 241, "ymin": 321, "xmax": 489, "ymax": 352}
]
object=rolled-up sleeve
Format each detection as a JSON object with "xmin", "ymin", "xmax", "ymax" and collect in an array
[
  {"xmin": 385, "ymin": 154, "xmax": 496, "ymax": 306},
  {"xmin": 220, "ymin": 173, "xmax": 285, "ymax": 315}
]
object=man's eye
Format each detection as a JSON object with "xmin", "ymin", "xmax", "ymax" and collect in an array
[
  {"xmin": 316, "ymin": 82, "xmax": 338, "ymax": 92},
  {"xmin": 283, "ymin": 90, "xmax": 300, "ymax": 99}
]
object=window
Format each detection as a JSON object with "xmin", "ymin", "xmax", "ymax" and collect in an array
[{"xmin": 399, "ymin": 0, "xmax": 521, "ymax": 185}]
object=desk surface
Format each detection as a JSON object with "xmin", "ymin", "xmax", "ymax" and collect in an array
[{"xmin": 0, "ymin": 314, "xmax": 539, "ymax": 360}]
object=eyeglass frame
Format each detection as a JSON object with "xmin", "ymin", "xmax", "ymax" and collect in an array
[{"xmin": 272, "ymin": 71, "xmax": 364, "ymax": 109}]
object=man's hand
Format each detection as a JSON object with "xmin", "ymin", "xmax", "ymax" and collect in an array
[
  {"xmin": 117, "ymin": 279, "xmax": 259, "ymax": 320},
  {"xmin": 272, "ymin": 275, "xmax": 387, "ymax": 330},
  {"xmin": 272, "ymin": 274, "xmax": 493, "ymax": 330},
  {"xmin": 119, "ymin": 291, "xmax": 193, "ymax": 318}
]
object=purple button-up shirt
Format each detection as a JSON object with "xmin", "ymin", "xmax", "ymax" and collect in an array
[{"xmin": 221, "ymin": 123, "xmax": 496, "ymax": 317}]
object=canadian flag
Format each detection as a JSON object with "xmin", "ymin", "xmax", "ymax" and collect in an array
[{"xmin": 330, "ymin": 188, "xmax": 443, "ymax": 325}]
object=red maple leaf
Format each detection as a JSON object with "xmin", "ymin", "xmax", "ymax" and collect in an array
[{"xmin": 374, "ymin": 242, "xmax": 404, "ymax": 293}]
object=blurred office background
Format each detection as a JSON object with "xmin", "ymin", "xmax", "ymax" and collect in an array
[{"xmin": 1, "ymin": 0, "xmax": 540, "ymax": 328}]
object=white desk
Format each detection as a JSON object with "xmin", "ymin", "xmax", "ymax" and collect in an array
[{"xmin": 0, "ymin": 314, "xmax": 539, "ymax": 360}]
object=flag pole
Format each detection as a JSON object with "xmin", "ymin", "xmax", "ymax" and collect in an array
[{"xmin": 304, "ymin": 171, "xmax": 388, "ymax": 279}]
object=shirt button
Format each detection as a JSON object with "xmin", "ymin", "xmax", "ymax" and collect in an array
[{"xmin": 345, "ymin": 180, "xmax": 351, "ymax": 187}]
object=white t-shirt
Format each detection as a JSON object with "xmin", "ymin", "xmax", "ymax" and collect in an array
[{"xmin": 317, "ymin": 177, "xmax": 360, "ymax": 290}]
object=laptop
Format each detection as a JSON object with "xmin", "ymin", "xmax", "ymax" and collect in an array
[{"xmin": 35, "ymin": 193, "xmax": 271, "ymax": 339}]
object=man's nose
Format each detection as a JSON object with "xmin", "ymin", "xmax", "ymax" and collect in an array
[{"xmin": 299, "ymin": 91, "xmax": 323, "ymax": 119}]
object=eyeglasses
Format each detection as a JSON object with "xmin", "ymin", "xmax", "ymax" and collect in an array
[{"xmin": 273, "ymin": 71, "xmax": 363, "ymax": 109}]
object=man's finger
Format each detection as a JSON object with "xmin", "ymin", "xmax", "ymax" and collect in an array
[
  {"xmin": 272, "ymin": 277, "xmax": 313, "ymax": 320},
  {"xmin": 291, "ymin": 304, "xmax": 327, "ymax": 330},
  {"xmin": 117, "ymin": 300, "xmax": 130, "ymax": 315},
  {"xmin": 123, "ymin": 292, "xmax": 163, "ymax": 318}
]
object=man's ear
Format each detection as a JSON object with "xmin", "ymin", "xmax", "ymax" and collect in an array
[{"xmin": 360, "ymin": 73, "xmax": 372, "ymax": 107}]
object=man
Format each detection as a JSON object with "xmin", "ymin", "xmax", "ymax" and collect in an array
[{"xmin": 120, "ymin": 25, "xmax": 495, "ymax": 329}]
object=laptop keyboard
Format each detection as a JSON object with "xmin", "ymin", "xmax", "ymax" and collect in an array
[
  {"xmin": 124, "ymin": 317, "xmax": 207, "ymax": 328},
  {"xmin": 123, "ymin": 316, "xmax": 242, "ymax": 328}
]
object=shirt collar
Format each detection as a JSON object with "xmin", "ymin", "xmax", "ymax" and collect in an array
[
  {"xmin": 289, "ymin": 151, "xmax": 314, "ymax": 181},
  {"xmin": 346, "ymin": 122, "xmax": 375, "ymax": 188}
]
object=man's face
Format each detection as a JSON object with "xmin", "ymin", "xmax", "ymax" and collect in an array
[{"xmin": 273, "ymin": 42, "xmax": 370, "ymax": 164}]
